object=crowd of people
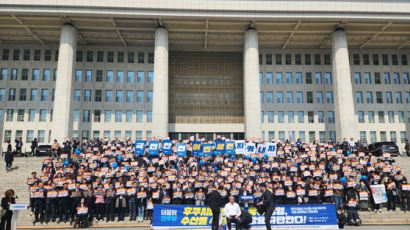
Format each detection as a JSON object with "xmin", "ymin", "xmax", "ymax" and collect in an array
[{"xmin": 23, "ymin": 136, "xmax": 410, "ymax": 228}]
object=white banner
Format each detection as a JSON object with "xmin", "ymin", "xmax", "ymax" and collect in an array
[
  {"xmin": 257, "ymin": 144, "xmax": 267, "ymax": 154},
  {"xmin": 266, "ymin": 143, "xmax": 277, "ymax": 157},
  {"xmin": 370, "ymin": 184, "xmax": 387, "ymax": 204},
  {"xmin": 235, "ymin": 140, "xmax": 245, "ymax": 154},
  {"xmin": 245, "ymin": 142, "xmax": 256, "ymax": 155}
]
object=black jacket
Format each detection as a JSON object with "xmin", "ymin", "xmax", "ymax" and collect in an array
[
  {"xmin": 1, "ymin": 197, "xmax": 16, "ymax": 215},
  {"xmin": 5, "ymin": 151, "xmax": 14, "ymax": 163},
  {"xmin": 262, "ymin": 189, "xmax": 275, "ymax": 211},
  {"xmin": 206, "ymin": 190, "xmax": 222, "ymax": 212}
]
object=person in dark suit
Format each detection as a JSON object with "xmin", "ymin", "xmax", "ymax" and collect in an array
[
  {"xmin": 260, "ymin": 183, "xmax": 275, "ymax": 230},
  {"xmin": 1, "ymin": 189, "xmax": 16, "ymax": 230},
  {"xmin": 206, "ymin": 186, "xmax": 223, "ymax": 230}
]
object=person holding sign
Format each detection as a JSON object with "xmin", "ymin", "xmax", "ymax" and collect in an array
[{"xmin": 74, "ymin": 198, "xmax": 89, "ymax": 228}]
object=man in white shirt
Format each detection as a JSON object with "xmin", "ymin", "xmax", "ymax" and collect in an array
[{"xmin": 224, "ymin": 196, "xmax": 242, "ymax": 230}]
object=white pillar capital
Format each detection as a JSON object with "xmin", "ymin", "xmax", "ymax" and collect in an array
[
  {"xmin": 152, "ymin": 27, "xmax": 169, "ymax": 139},
  {"xmin": 243, "ymin": 28, "xmax": 262, "ymax": 138},
  {"xmin": 332, "ymin": 28, "xmax": 358, "ymax": 141}
]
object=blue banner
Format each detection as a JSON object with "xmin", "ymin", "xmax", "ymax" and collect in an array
[
  {"xmin": 191, "ymin": 141, "xmax": 202, "ymax": 156},
  {"xmin": 148, "ymin": 140, "xmax": 159, "ymax": 156},
  {"xmin": 201, "ymin": 144, "xmax": 212, "ymax": 157},
  {"xmin": 161, "ymin": 140, "xmax": 173, "ymax": 155},
  {"xmin": 153, "ymin": 204, "xmax": 338, "ymax": 229},
  {"xmin": 214, "ymin": 141, "xmax": 226, "ymax": 155},
  {"xmin": 134, "ymin": 140, "xmax": 146, "ymax": 155},
  {"xmin": 225, "ymin": 141, "xmax": 235, "ymax": 154},
  {"xmin": 176, "ymin": 143, "xmax": 187, "ymax": 157}
]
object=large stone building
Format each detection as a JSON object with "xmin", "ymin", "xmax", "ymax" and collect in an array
[{"xmin": 0, "ymin": 0, "xmax": 409, "ymax": 152}]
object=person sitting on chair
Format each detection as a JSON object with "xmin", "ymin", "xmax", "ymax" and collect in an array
[{"xmin": 224, "ymin": 196, "xmax": 242, "ymax": 230}]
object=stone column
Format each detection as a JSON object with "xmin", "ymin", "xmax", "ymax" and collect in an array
[
  {"xmin": 243, "ymin": 29, "xmax": 262, "ymax": 138},
  {"xmin": 152, "ymin": 27, "xmax": 169, "ymax": 139},
  {"xmin": 332, "ymin": 28, "xmax": 358, "ymax": 141},
  {"xmin": 51, "ymin": 24, "xmax": 77, "ymax": 143}
]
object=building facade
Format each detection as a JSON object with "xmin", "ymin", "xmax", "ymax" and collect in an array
[{"xmin": 0, "ymin": 0, "xmax": 409, "ymax": 152}]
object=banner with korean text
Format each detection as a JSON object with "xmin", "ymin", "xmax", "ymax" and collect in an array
[{"xmin": 153, "ymin": 204, "xmax": 338, "ymax": 229}]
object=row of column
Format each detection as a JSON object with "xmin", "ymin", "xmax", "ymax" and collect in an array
[{"xmin": 50, "ymin": 24, "xmax": 358, "ymax": 142}]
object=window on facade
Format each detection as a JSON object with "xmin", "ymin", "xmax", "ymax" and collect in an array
[
  {"xmin": 327, "ymin": 111, "xmax": 335, "ymax": 123},
  {"xmin": 39, "ymin": 109, "xmax": 47, "ymax": 122},
  {"xmin": 403, "ymin": 73, "xmax": 409, "ymax": 84},
  {"xmin": 19, "ymin": 88, "xmax": 27, "ymax": 101},
  {"xmin": 363, "ymin": 54, "xmax": 369, "ymax": 65},
  {"xmin": 324, "ymin": 54, "xmax": 331, "ymax": 65},
  {"xmin": 358, "ymin": 111, "xmax": 365, "ymax": 123},
  {"xmin": 314, "ymin": 54, "xmax": 321, "ymax": 65},
  {"xmin": 75, "ymin": 69, "xmax": 82, "ymax": 82},
  {"xmin": 295, "ymin": 54, "xmax": 301, "ymax": 65},
  {"xmin": 298, "ymin": 111, "xmax": 304, "ymax": 123},
  {"xmin": 137, "ymin": 71, "xmax": 144, "ymax": 83},
  {"xmin": 382, "ymin": 54, "xmax": 389, "ymax": 65},
  {"xmin": 275, "ymin": 54, "xmax": 282, "ymax": 65},
  {"xmin": 266, "ymin": 92, "xmax": 273, "ymax": 104},
  {"xmin": 138, "ymin": 52, "xmax": 145, "ymax": 63},
  {"xmin": 2, "ymin": 49, "xmax": 9, "ymax": 60},
  {"xmin": 97, "ymin": 51, "xmax": 104, "ymax": 62},
  {"xmin": 0, "ymin": 88, "xmax": 5, "ymax": 101},
  {"xmin": 105, "ymin": 90, "xmax": 112, "ymax": 103},
  {"xmin": 276, "ymin": 72, "xmax": 283, "ymax": 84},
  {"xmin": 318, "ymin": 111, "xmax": 324, "ymax": 123},
  {"xmin": 401, "ymin": 54, "xmax": 408, "ymax": 65},
  {"xmin": 117, "ymin": 51, "xmax": 124, "ymax": 63},
  {"xmin": 285, "ymin": 54, "xmax": 291, "ymax": 65},
  {"xmin": 10, "ymin": 68, "xmax": 18, "ymax": 81},
  {"xmin": 376, "ymin": 92, "xmax": 383, "ymax": 103},
  {"xmin": 325, "ymin": 72, "xmax": 332, "ymax": 84},
  {"xmin": 86, "ymin": 51, "xmax": 93, "ymax": 62},
  {"xmin": 23, "ymin": 49, "xmax": 30, "ymax": 61},
  {"xmin": 288, "ymin": 111, "xmax": 294, "ymax": 123},
  {"xmin": 147, "ymin": 71, "xmax": 154, "ymax": 84},
  {"xmin": 372, "ymin": 54, "xmax": 379, "ymax": 65},
  {"xmin": 307, "ymin": 111, "xmax": 314, "ymax": 123},
  {"xmin": 96, "ymin": 70, "xmax": 103, "ymax": 82},
  {"xmin": 306, "ymin": 92, "xmax": 313, "ymax": 103},
  {"xmin": 276, "ymin": 92, "xmax": 283, "ymax": 104},
  {"xmin": 127, "ymin": 52, "xmax": 134, "ymax": 63},
  {"xmin": 392, "ymin": 54, "xmax": 398, "ymax": 65},
  {"xmin": 21, "ymin": 68, "xmax": 28, "ymax": 81},
  {"xmin": 106, "ymin": 70, "xmax": 113, "ymax": 83},
  {"xmin": 148, "ymin": 52, "xmax": 154, "ymax": 64},
  {"xmin": 265, "ymin": 54, "xmax": 272, "ymax": 65},
  {"xmin": 354, "ymin": 72, "xmax": 361, "ymax": 84},
  {"xmin": 388, "ymin": 111, "xmax": 395, "ymax": 123},
  {"xmin": 378, "ymin": 111, "xmax": 385, "ymax": 123},
  {"xmin": 278, "ymin": 111, "xmax": 285, "ymax": 123},
  {"xmin": 368, "ymin": 111, "xmax": 375, "ymax": 123},
  {"xmin": 326, "ymin": 91, "xmax": 333, "ymax": 104},
  {"xmin": 366, "ymin": 91, "xmax": 373, "ymax": 104},
  {"xmin": 107, "ymin": 51, "xmax": 114, "ymax": 62},
  {"xmin": 94, "ymin": 90, "xmax": 102, "ymax": 102},
  {"xmin": 285, "ymin": 72, "xmax": 292, "ymax": 84},
  {"xmin": 395, "ymin": 92, "xmax": 403, "ymax": 104},
  {"xmin": 296, "ymin": 91, "xmax": 303, "ymax": 104},
  {"xmin": 353, "ymin": 54, "xmax": 360, "ymax": 65},
  {"xmin": 295, "ymin": 72, "xmax": 302, "ymax": 84},
  {"xmin": 315, "ymin": 72, "xmax": 322, "ymax": 84},
  {"xmin": 305, "ymin": 72, "xmax": 312, "ymax": 84},
  {"xmin": 360, "ymin": 131, "xmax": 367, "ymax": 141},
  {"xmin": 76, "ymin": 50, "xmax": 83, "ymax": 62},
  {"xmin": 84, "ymin": 89, "xmax": 91, "ymax": 102},
  {"xmin": 286, "ymin": 91, "xmax": 293, "ymax": 104},
  {"xmin": 83, "ymin": 110, "xmax": 90, "ymax": 122},
  {"xmin": 17, "ymin": 109, "xmax": 24, "ymax": 122},
  {"xmin": 85, "ymin": 70, "xmax": 92, "ymax": 82},
  {"xmin": 116, "ymin": 90, "xmax": 123, "ymax": 103},
  {"xmin": 117, "ymin": 71, "xmax": 124, "ymax": 83},
  {"xmin": 364, "ymin": 72, "xmax": 371, "ymax": 84},
  {"xmin": 8, "ymin": 88, "xmax": 16, "ymax": 101},
  {"xmin": 356, "ymin": 91, "xmax": 363, "ymax": 104},
  {"xmin": 12, "ymin": 49, "xmax": 20, "ymax": 61},
  {"xmin": 43, "ymin": 69, "xmax": 50, "ymax": 81},
  {"xmin": 316, "ymin": 91, "xmax": 323, "ymax": 104},
  {"xmin": 374, "ymin": 72, "xmax": 381, "ymax": 84},
  {"xmin": 0, "ymin": 68, "xmax": 7, "ymax": 80},
  {"xmin": 384, "ymin": 72, "xmax": 391, "ymax": 84},
  {"xmin": 137, "ymin": 91, "xmax": 144, "ymax": 103},
  {"xmin": 393, "ymin": 73, "xmax": 400, "ymax": 84},
  {"xmin": 386, "ymin": 91, "xmax": 393, "ymax": 104},
  {"xmin": 304, "ymin": 54, "xmax": 311, "ymax": 65},
  {"xmin": 126, "ymin": 110, "xmax": 133, "ymax": 122},
  {"xmin": 266, "ymin": 72, "xmax": 273, "ymax": 84}
]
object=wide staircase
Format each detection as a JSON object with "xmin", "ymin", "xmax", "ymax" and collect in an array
[{"xmin": 1, "ymin": 156, "xmax": 410, "ymax": 228}]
